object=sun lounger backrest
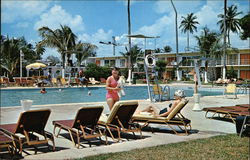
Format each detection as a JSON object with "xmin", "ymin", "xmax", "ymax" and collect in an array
[
  {"xmin": 226, "ymin": 84, "xmax": 237, "ymax": 93},
  {"xmin": 166, "ymin": 99, "xmax": 189, "ymax": 120},
  {"xmin": 73, "ymin": 106, "xmax": 103, "ymax": 129},
  {"xmin": 107, "ymin": 101, "xmax": 138, "ymax": 127},
  {"xmin": 15, "ymin": 109, "xmax": 51, "ymax": 133}
]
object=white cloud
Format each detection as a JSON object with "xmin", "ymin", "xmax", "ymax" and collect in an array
[
  {"xmin": 78, "ymin": 29, "xmax": 115, "ymax": 57},
  {"xmin": 230, "ymin": 32, "xmax": 249, "ymax": 49},
  {"xmin": 2, "ymin": 1, "xmax": 50, "ymax": 23},
  {"xmin": 34, "ymin": 5, "xmax": 84, "ymax": 33},
  {"xmin": 195, "ymin": 3, "xmax": 221, "ymax": 31}
]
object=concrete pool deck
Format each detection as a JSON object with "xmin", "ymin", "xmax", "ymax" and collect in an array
[{"xmin": 0, "ymin": 93, "xmax": 249, "ymax": 159}]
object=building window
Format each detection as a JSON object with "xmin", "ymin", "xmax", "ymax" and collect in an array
[
  {"xmin": 120, "ymin": 59, "xmax": 125, "ymax": 67},
  {"xmin": 227, "ymin": 54, "xmax": 238, "ymax": 65},
  {"xmin": 240, "ymin": 54, "xmax": 250, "ymax": 65},
  {"xmin": 96, "ymin": 60, "xmax": 100, "ymax": 66},
  {"xmin": 110, "ymin": 60, "xmax": 115, "ymax": 67},
  {"xmin": 104, "ymin": 60, "xmax": 109, "ymax": 66}
]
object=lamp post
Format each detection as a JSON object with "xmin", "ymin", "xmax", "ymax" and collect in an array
[
  {"xmin": 20, "ymin": 50, "xmax": 24, "ymax": 78},
  {"xmin": 170, "ymin": 0, "xmax": 181, "ymax": 81},
  {"xmin": 99, "ymin": 36, "xmax": 123, "ymax": 56}
]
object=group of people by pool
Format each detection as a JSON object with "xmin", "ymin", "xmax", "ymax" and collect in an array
[
  {"xmin": 40, "ymin": 67, "xmax": 186, "ymax": 117},
  {"xmin": 105, "ymin": 67, "xmax": 186, "ymax": 117},
  {"xmin": 40, "ymin": 67, "xmax": 185, "ymax": 117}
]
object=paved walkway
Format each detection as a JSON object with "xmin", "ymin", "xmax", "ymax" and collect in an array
[{"xmin": 0, "ymin": 94, "xmax": 249, "ymax": 159}]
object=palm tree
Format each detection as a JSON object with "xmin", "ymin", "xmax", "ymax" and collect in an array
[
  {"xmin": 38, "ymin": 25, "xmax": 77, "ymax": 77},
  {"xmin": 217, "ymin": 5, "xmax": 242, "ymax": 46},
  {"xmin": 1, "ymin": 36, "xmax": 39, "ymax": 79},
  {"xmin": 155, "ymin": 48, "xmax": 162, "ymax": 53},
  {"xmin": 74, "ymin": 41, "xmax": 97, "ymax": 67},
  {"xmin": 46, "ymin": 55, "xmax": 60, "ymax": 66},
  {"xmin": 163, "ymin": 45, "xmax": 172, "ymax": 53},
  {"xmin": 179, "ymin": 13, "xmax": 199, "ymax": 51},
  {"xmin": 155, "ymin": 60, "xmax": 167, "ymax": 80},
  {"xmin": 195, "ymin": 27, "xmax": 222, "ymax": 83},
  {"xmin": 239, "ymin": 12, "xmax": 250, "ymax": 40},
  {"xmin": 121, "ymin": 45, "xmax": 143, "ymax": 71}
]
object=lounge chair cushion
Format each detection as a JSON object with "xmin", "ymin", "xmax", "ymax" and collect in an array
[
  {"xmin": 99, "ymin": 100, "xmax": 139, "ymax": 124},
  {"xmin": 133, "ymin": 98, "xmax": 188, "ymax": 121}
]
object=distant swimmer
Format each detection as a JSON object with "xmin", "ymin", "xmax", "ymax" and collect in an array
[
  {"xmin": 40, "ymin": 88, "xmax": 47, "ymax": 94},
  {"xmin": 88, "ymin": 91, "xmax": 91, "ymax": 96},
  {"xmin": 59, "ymin": 89, "xmax": 62, "ymax": 92}
]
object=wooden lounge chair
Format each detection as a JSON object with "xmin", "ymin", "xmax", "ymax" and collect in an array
[
  {"xmin": 151, "ymin": 84, "xmax": 170, "ymax": 102},
  {"xmin": 224, "ymin": 83, "xmax": 237, "ymax": 99},
  {"xmin": 100, "ymin": 78, "xmax": 106, "ymax": 84},
  {"xmin": 21, "ymin": 77, "xmax": 28, "ymax": 86},
  {"xmin": 0, "ymin": 130, "xmax": 14, "ymax": 154},
  {"xmin": 203, "ymin": 105, "xmax": 250, "ymax": 123},
  {"xmin": 51, "ymin": 78, "xmax": 58, "ymax": 87},
  {"xmin": 53, "ymin": 106, "xmax": 104, "ymax": 148},
  {"xmin": 0, "ymin": 109, "xmax": 55, "ymax": 155},
  {"xmin": 2, "ymin": 77, "xmax": 15, "ymax": 87},
  {"xmin": 60, "ymin": 78, "xmax": 68, "ymax": 87},
  {"xmin": 98, "ymin": 101, "xmax": 142, "ymax": 143},
  {"xmin": 132, "ymin": 99, "xmax": 191, "ymax": 135}
]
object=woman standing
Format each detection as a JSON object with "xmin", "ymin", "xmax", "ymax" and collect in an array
[{"xmin": 106, "ymin": 67, "xmax": 121, "ymax": 110}]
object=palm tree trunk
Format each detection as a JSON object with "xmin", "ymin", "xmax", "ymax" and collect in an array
[
  {"xmin": 187, "ymin": 31, "xmax": 189, "ymax": 51},
  {"xmin": 127, "ymin": 0, "xmax": 132, "ymax": 85},
  {"xmin": 222, "ymin": 0, "xmax": 227, "ymax": 80}
]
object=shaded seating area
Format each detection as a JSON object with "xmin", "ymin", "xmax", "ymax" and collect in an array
[
  {"xmin": 53, "ymin": 106, "xmax": 104, "ymax": 148},
  {"xmin": 132, "ymin": 99, "xmax": 191, "ymax": 135},
  {"xmin": 0, "ymin": 77, "xmax": 15, "ymax": 87},
  {"xmin": 203, "ymin": 104, "xmax": 250, "ymax": 123},
  {"xmin": 98, "ymin": 101, "xmax": 142, "ymax": 143},
  {"xmin": 0, "ymin": 109, "xmax": 55, "ymax": 155}
]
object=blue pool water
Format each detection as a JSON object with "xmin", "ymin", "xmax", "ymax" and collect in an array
[{"xmin": 0, "ymin": 86, "xmax": 224, "ymax": 107}]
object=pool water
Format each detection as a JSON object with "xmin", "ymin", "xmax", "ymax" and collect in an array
[{"xmin": 0, "ymin": 86, "xmax": 224, "ymax": 107}]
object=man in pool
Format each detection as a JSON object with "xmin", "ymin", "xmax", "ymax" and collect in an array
[
  {"xmin": 40, "ymin": 88, "xmax": 47, "ymax": 94},
  {"xmin": 135, "ymin": 90, "xmax": 186, "ymax": 117}
]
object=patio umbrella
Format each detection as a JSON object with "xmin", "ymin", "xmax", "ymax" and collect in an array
[
  {"xmin": 26, "ymin": 63, "xmax": 47, "ymax": 76},
  {"xmin": 26, "ymin": 62, "xmax": 47, "ymax": 70}
]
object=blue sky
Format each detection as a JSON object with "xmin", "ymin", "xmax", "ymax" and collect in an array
[{"xmin": 1, "ymin": 0, "xmax": 249, "ymax": 59}]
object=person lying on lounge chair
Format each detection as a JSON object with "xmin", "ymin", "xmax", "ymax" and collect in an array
[{"xmin": 135, "ymin": 90, "xmax": 186, "ymax": 117}]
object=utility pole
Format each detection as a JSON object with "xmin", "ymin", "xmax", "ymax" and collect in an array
[
  {"xmin": 20, "ymin": 50, "xmax": 24, "ymax": 78},
  {"xmin": 99, "ymin": 36, "xmax": 122, "ymax": 56}
]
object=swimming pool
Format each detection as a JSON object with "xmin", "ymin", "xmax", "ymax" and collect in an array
[{"xmin": 0, "ymin": 86, "xmax": 225, "ymax": 107}]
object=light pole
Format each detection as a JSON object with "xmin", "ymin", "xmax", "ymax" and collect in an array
[
  {"xmin": 20, "ymin": 50, "xmax": 24, "ymax": 78},
  {"xmin": 170, "ymin": 0, "xmax": 181, "ymax": 81},
  {"xmin": 99, "ymin": 36, "xmax": 122, "ymax": 56}
]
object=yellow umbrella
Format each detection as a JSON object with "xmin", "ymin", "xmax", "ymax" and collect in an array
[{"xmin": 26, "ymin": 62, "xmax": 47, "ymax": 70}]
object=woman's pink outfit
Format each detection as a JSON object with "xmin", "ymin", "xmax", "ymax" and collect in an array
[{"xmin": 106, "ymin": 76, "xmax": 119, "ymax": 101}]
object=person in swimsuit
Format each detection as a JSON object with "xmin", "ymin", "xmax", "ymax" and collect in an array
[
  {"xmin": 106, "ymin": 67, "xmax": 121, "ymax": 110},
  {"xmin": 135, "ymin": 90, "xmax": 186, "ymax": 117}
]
